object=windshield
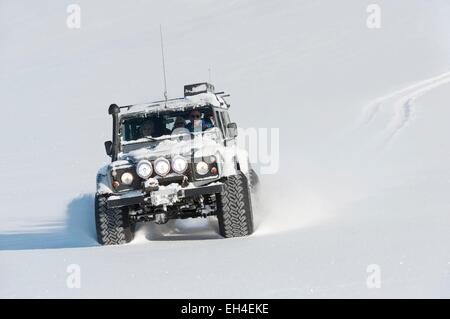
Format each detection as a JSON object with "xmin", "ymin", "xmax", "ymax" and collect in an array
[{"xmin": 120, "ymin": 107, "xmax": 216, "ymax": 143}]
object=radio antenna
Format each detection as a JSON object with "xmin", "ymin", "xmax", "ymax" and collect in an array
[{"xmin": 160, "ymin": 25, "xmax": 168, "ymax": 105}]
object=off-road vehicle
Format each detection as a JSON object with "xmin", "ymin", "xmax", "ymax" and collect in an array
[{"xmin": 95, "ymin": 83, "xmax": 258, "ymax": 245}]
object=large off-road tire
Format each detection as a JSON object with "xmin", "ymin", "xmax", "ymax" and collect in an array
[
  {"xmin": 217, "ymin": 172, "xmax": 254, "ymax": 238},
  {"xmin": 95, "ymin": 194, "xmax": 134, "ymax": 245}
]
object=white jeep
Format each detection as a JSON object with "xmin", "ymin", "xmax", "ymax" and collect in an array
[{"xmin": 95, "ymin": 83, "xmax": 258, "ymax": 245}]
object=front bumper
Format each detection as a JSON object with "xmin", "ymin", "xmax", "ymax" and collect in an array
[{"xmin": 107, "ymin": 183, "xmax": 224, "ymax": 209}]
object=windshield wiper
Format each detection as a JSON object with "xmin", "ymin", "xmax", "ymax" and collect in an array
[
  {"xmin": 123, "ymin": 136, "xmax": 159, "ymax": 144},
  {"xmin": 142, "ymin": 136, "xmax": 159, "ymax": 142}
]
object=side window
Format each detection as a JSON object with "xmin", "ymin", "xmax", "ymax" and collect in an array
[
  {"xmin": 215, "ymin": 110, "xmax": 224, "ymax": 133},
  {"xmin": 218, "ymin": 111, "xmax": 230, "ymax": 137},
  {"xmin": 223, "ymin": 112, "xmax": 231, "ymax": 126},
  {"xmin": 221, "ymin": 112, "xmax": 231, "ymax": 136}
]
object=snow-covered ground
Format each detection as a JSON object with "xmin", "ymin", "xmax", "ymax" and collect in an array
[{"xmin": 1, "ymin": 0, "xmax": 450, "ymax": 298}]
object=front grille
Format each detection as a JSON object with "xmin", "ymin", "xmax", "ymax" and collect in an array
[{"xmin": 156, "ymin": 174, "xmax": 188, "ymax": 186}]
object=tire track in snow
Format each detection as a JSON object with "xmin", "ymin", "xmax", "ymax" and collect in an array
[
  {"xmin": 356, "ymin": 71, "xmax": 450, "ymax": 147},
  {"xmin": 380, "ymin": 75, "xmax": 450, "ymax": 145},
  {"xmin": 357, "ymin": 71, "xmax": 450, "ymax": 129}
]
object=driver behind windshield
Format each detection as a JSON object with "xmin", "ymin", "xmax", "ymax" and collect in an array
[{"xmin": 186, "ymin": 110, "xmax": 214, "ymax": 132}]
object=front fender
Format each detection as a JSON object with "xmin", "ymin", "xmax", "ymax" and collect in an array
[
  {"xmin": 235, "ymin": 148, "xmax": 250, "ymax": 174},
  {"xmin": 219, "ymin": 145, "xmax": 250, "ymax": 176},
  {"xmin": 96, "ymin": 165, "xmax": 113, "ymax": 195}
]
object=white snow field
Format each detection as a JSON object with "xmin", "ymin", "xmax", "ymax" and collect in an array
[{"xmin": 1, "ymin": 0, "xmax": 450, "ymax": 298}]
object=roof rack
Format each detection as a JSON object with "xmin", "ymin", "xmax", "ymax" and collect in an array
[
  {"xmin": 184, "ymin": 82, "xmax": 215, "ymax": 97},
  {"xmin": 116, "ymin": 82, "xmax": 230, "ymax": 112}
]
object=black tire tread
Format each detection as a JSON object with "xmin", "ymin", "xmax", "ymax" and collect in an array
[
  {"xmin": 95, "ymin": 195, "xmax": 134, "ymax": 245},
  {"xmin": 217, "ymin": 172, "xmax": 254, "ymax": 238}
]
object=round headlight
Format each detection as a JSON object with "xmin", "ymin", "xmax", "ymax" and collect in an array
[
  {"xmin": 154, "ymin": 157, "xmax": 170, "ymax": 176},
  {"xmin": 136, "ymin": 160, "xmax": 153, "ymax": 179},
  {"xmin": 172, "ymin": 156, "xmax": 188, "ymax": 174},
  {"xmin": 196, "ymin": 161, "xmax": 209, "ymax": 176},
  {"xmin": 120, "ymin": 172, "xmax": 134, "ymax": 185}
]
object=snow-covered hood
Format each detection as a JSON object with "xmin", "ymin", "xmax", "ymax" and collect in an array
[
  {"xmin": 119, "ymin": 135, "xmax": 223, "ymax": 163},
  {"xmin": 112, "ymin": 131, "xmax": 249, "ymax": 178}
]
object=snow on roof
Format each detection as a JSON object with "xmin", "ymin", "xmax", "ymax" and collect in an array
[{"xmin": 120, "ymin": 92, "xmax": 229, "ymax": 117}]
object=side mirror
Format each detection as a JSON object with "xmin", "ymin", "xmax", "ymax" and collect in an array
[
  {"xmin": 227, "ymin": 122, "xmax": 238, "ymax": 138},
  {"xmin": 104, "ymin": 141, "xmax": 113, "ymax": 156}
]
